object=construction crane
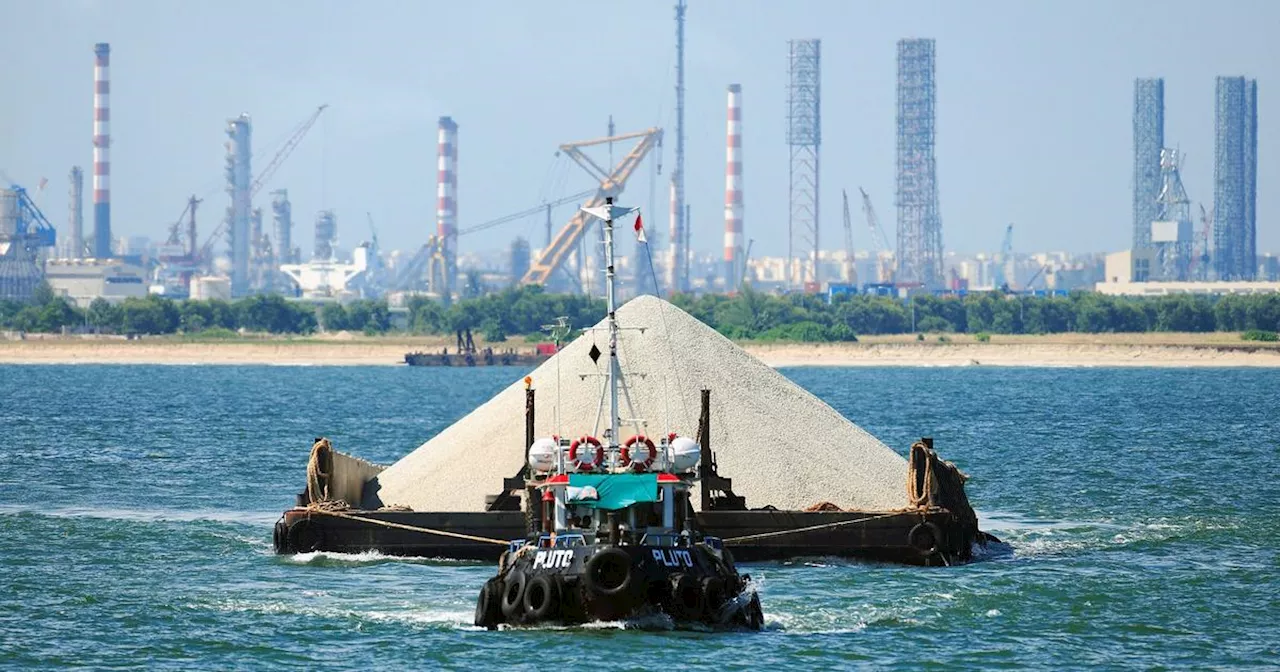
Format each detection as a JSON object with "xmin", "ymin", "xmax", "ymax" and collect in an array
[
  {"xmin": 0, "ymin": 177, "xmax": 57, "ymax": 249},
  {"xmin": 459, "ymin": 189, "xmax": 596, "ymax": 238},
  {"xmin": 995, "ymin": 223, "xmax": 1013, "ymax": 290},
  {"xmin": 858, "ymin": 187, "xmax": 893, "ymax": 283},
  {"xmin": 521, "ymin": 128, "xmax": 663, "ymax": 287},
  {"xmin": 840, "ymin": 189, "xmax": 858, "ymax": 285},
  {"xmin": 198, "ymin": 104, "xmax": 328, "ymax": 263}
]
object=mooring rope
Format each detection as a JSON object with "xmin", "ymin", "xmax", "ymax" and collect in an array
[
  {"xmin": 718, "ymin": 511, "xmax": 905, "ymax": 545},
  {"xmin": 308, "ymin": 509, "xmax": 511, "ymax": 546}
]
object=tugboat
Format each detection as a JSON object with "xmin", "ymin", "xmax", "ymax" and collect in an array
[{"xmin": 473, "ymin": 199, "xmax": 764, "ymax": 631}]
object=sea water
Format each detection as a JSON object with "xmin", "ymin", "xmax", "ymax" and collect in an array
[{"xmin": 1, "ymin": 365, "xmax": 1276, "ymax": 669}]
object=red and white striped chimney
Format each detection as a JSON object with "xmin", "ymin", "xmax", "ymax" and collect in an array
[
  {"xmin": 436, "ymin": 116, "xmax": 458, "ymax": 296},
  {"xmin": 723, "ymin": 83, "xmax": 744, "ymax": 288},
  {"xmin": 92, "ymin": 42, "xmax": 111, "ymax": 258}
]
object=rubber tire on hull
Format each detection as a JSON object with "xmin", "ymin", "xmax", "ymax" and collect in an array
[
  {"xmin": 474, "ymin": 578, "xmax": 503, "ymax": 630},
  {"xmin": 522, "ymin": 574, "xmax": 561, "ymax": 621},
  {"xmin": 667, "ymin": 573, "xmax": 703, "ymax": 621},
  {"xmin": 743, "ymin": 592, "xmax": 764, "ymax": 630},
  {"xmin": 584, "ymin": 548, "xmax": 635, "ymax": 600},
  {"xmin": 701, "ymin": 577, "xmax": 726, "ymax": 616},
  {"xmin": 501, "ymin": 570, "xmax": 528, "ymax": 621},
  {"xmin": 908, "ymin": 521, "xmax": 943, "ymax": 556},
  {"xmin": 272, "ymin": 520, "xmax": 288, "ymax": 554},
  {"xmin": 287, "ymin": 520, "xmax": 323, "ymax": 553}
]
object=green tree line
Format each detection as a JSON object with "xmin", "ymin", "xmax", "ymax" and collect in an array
[{"xmin": 6, "ymin": 284, "xmax": 1280, "ymax": 340}]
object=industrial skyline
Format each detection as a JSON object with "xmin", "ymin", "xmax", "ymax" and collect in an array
[{"xmin": 1, "ymin": 0, "xmax": 1276, "ymax": 264}]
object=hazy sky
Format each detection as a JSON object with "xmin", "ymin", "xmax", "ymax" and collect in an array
[{"xmin": 1, "ymin": 0, "xmax": 1275, "ymax": 260}]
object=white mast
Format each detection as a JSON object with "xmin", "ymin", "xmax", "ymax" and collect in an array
[{"xmin": 581, "ymin": 198, "xmax": 635, "ymax": 452}]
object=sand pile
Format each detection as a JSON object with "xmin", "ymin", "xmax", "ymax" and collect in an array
[{"xmin": 362, "ymin": 295, "xmax": 908, "ymax": 512}]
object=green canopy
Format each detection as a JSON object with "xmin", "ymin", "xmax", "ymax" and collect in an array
[{"xmin": 566, "ymin": 473, "xmax": 659, "ymax": 511}]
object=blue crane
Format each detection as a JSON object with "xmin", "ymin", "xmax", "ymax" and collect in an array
[{"xmin": 0, "ymin": 172, "xmax": 57, "ymax": 249}]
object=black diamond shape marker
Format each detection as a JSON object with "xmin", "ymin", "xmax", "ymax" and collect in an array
[{"xmin": 588, "ymin": 344, "xmax": 602, "ymax": 363}]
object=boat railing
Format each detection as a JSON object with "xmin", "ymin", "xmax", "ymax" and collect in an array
[{"xmin": 537, "ymin": 533, "xmax": 588, "ymax": 549}]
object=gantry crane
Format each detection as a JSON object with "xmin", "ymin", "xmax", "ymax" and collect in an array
[
  {"xmin": 841, "ymin": 189, "xmax": 857, "ymax": 285},
  {"xmin": 198, "ymin": 104, "xmax": 328, "ymax": 265},
  {"xmin": 521, "ymin": 128, "xmax": 663, "ymax": 287},
  {"xmin": 858, "ymin": 187, "xmax": 893, "ymax": 283}
]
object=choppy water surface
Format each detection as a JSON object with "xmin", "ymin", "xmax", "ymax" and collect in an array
[{"xmin": 1, "ymin": 365, "xmax": 1277, "ymax": 669}]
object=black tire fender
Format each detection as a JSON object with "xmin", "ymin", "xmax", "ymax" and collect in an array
[
  {"xmin": 286, "ymin": 519, "xmax": 323, "ymax": 553},
  {"xmin": 474, "ymin": 577, "xmax": 503, "ymax": 629},
  {"xmin": 908, "ymin": 521, "xmax": 943, "ymax": 555},
  {"xmin": 522, "ymin": 574, "xmax": 561, "ymax": 621},
  {"xmin": 272, "ymin": 520, "xmax": 288, "ymax": 554},
  {"xmin": 667, "ymin": 573, "xmax": 703, "ymax": 620},
  {"xmin": 701, "ymin": 576, "xmax": 726, "ymax": 613},
  {"xmin": 583, "ymin": 547, "xmax": 634, "ymax": 599},
  {"xmin": 500, "ymin": 570, "xmax": 528, "ymax": 620}
]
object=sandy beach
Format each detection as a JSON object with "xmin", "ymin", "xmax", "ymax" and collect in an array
[{"xmin": 2, "ymin": 332, "xmax": 1280, "ymax": 367}]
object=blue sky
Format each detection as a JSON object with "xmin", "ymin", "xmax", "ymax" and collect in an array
[{"xmin": 1, "ymin": 0, "xmax": 1275, "ymax": 259}]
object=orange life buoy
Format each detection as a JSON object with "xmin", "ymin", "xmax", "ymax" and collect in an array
[
  {"xmin": 620, "ymin": 434, "xmax": 657, "ymax": 471},
  {"xmin": 568, "ymin": 436, "xmax": 603, "ymax": 470}
]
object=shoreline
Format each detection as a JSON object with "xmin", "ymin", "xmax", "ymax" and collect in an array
[{"xmin": 3, "ymin": 334, "xmax": 1280, "ymax": 367}]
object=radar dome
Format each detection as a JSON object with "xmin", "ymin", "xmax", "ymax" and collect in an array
[
  {"xmin": 670, "ymin": 436, "xmax": 700, "ymax": 473},
  {"xmin": 527, "ymin": 437, "xmax": 558, "ymax": 473}
]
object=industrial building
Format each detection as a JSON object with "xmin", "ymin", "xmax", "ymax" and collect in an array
[
  {"xmin": 1214, "ymin": 76, "xmax": 1259, "ymax": 281},
  {"xmin": 45, "ymin": 259, "xmax": 146, "ymax": 307}
]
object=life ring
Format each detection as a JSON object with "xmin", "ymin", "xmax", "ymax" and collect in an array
[
  {"xmin": 286, "ymin": 519, "xmax": 323, "ymax": 553},
  {"xmin": 500, "ymin": 570, "xmax": 528, "ymax": 620},
  {"xmin": 584, "ymin": 547, "xmax": 635, "ymax": 599},
  {"xmin": 620, "ymin": 435, "xmax": 657, "ymax": 471},
  {"xmin": 908, "ymin": 521, "xmax": 943, "ymax": 556},
  {"xmin": 473, "ymin": 576, "xmax": 503, "ymax": 629},
  {"xmin": 522, "ymin": 574, "xmax": 561, "ymax": 621},
  {"xmin": 568, "ymin": 436, "xmax": 603, "ymax": 470}
]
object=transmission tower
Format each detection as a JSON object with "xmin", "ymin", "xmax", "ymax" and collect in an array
[
  {"xmin": 895, "ymin": 38, "xmax": 943, "ymax": 289},
  {"xmin": 787, "ymin": 39, "xmax": 821, "ymax": 288}
]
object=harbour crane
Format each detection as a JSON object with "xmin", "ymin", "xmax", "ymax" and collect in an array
[
  {"xmin": 841, "ymin": 189, "xmax": 857, "ymax": 285},
  {"xmin": 521, "ymin": 128, "xmax": 663, "ymax": 287},
  {"xmin": 198, "ymin": 104, "xmax": 329, "ymax": 264},
  {"xmin": 858, "ymin": 187, "xmax": 893, "ymax": 283}
]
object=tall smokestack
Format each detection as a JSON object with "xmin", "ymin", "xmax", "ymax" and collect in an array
[
  {"xmin": 436, "ymin": 116, "xmax": 458, "ymax": 297},
  {"xmin": 225, "ymin": 114, "xmax": 252, "ymax": 295},
  {"xmin": 69, "ymin": 166, "xmax": 84, "ymax": 258},
  {"xmin": 723, "ymin": 84, "xmax": 744, "ymax": 289},
  {"xmin": 92, "ymin": 43, "xmax": 110, "ymax": 258}
]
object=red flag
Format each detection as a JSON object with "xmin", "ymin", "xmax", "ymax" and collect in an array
[{"xmin": 634, "ymin": 213, "xmax": 648, "ymax": 243}]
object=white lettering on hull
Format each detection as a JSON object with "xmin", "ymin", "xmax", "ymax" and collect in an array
[
  {"xmin": 532, "ymin": 549, "xmax": 574, "ymax": 569},
  {"xmin": 651, "ymin": 549, "xmax": 694, "ymax": 568}
]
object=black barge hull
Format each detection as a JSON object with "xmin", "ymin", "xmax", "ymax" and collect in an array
[{"xmin": 275, "ymin": 507, "xmax": 977, "ymax": 566}]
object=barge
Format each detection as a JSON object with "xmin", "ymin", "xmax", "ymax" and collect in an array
[{"xmin": 277, "ymin": 198, "xmax": 993, "ymax": 567}]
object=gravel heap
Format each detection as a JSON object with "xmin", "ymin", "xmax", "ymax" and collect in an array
[{"xmin": 362, "ymin": 295, "xmax": 908, "ymax": 512}]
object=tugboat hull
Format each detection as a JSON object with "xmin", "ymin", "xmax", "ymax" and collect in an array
[{"xmin": 474, "ymin": 542, "xmax": 763, "ymax": 630}]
